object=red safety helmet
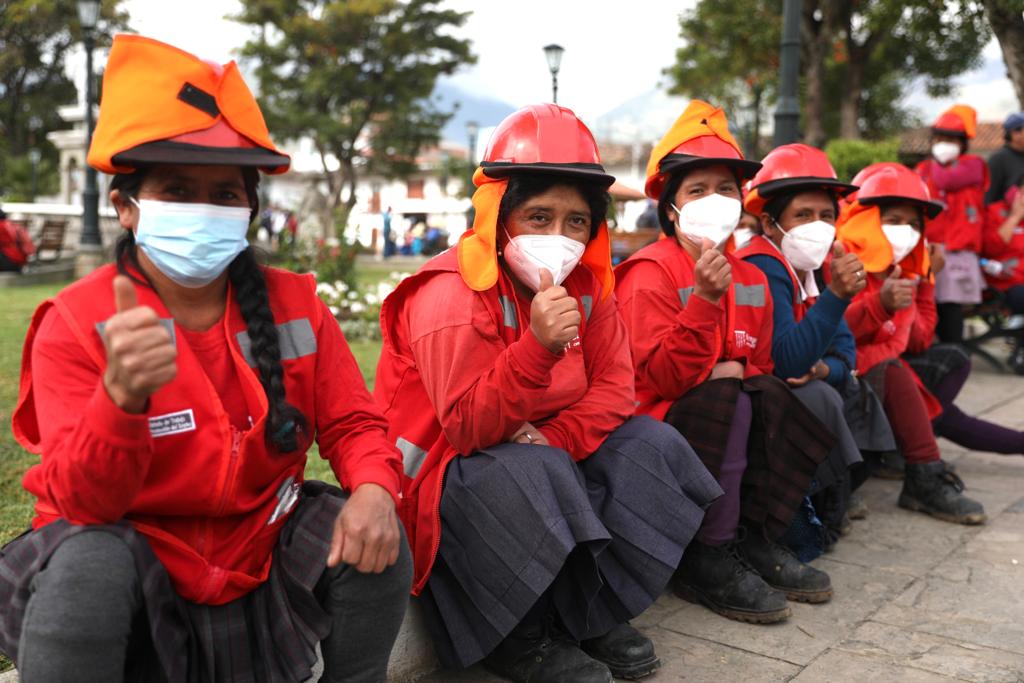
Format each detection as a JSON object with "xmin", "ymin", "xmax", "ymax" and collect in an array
[
  {"xmin": 744, "ymin": 143, "xmax": 857, "ymax": 215},
  {"xmin": 931, "ymin": 105, "xmax": 977, "ymax": 140},
  {"xmin": 644, "ymin": 100, "xmax": 760, "ymax": 200},
  {"xmin": 478, "ymin": 104, "xmax": 614, "ymax": 187},
  {"xmin": 848, "ymin": 162, "xmax": 943, "ymax": 219}
]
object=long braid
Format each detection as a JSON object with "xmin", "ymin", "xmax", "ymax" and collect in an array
[{"xmin": 229, "ymin": 248, "xmax": 308, "ymax": 452}]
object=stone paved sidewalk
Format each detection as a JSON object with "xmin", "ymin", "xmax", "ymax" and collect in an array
[
  {"xmin": 425, "ymin": 362, "xmax": 1024, "ymax": 683},
  {"xmin": 1, "ymin": 361, "xmax": 1021, "ymax": 683}
]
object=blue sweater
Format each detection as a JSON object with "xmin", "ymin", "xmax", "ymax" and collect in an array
[{"xmin": 744, "ymin": 254, "xmax": 856, "ymax": 387}]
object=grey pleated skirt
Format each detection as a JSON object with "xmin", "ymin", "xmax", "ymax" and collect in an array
[
  {"xmin": 418, "ymin": 416, "xmax": 722, "ymax": 669},
  {"xmin": 790, "ymin": 380, "xmax": 865, "ymax": 493}
]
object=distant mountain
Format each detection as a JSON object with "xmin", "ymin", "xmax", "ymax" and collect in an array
[
  {"xmin": 432, "ymin": 79, "xmax": 517, "ymax": 146},
  {"xmin": 591, "ymin": 89, "xmax": 690, "ymax": 144}
]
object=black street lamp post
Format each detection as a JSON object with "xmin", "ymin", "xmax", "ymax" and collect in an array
[
  {"xmin": 772, "ymin": 0, "xmax": 802, "ymax": 146},
  {"xmin": 76, "ymin": 0, "xmax": 103, "ymax": 276},
  {"xmin": 543, "ymin": 44, "xmax": 564, "ymax": 104}
]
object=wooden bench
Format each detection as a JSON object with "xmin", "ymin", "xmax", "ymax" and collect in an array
[
  {"xmin": 32, "ymin": 219, "xmax": 67, "ymax": 262},
  {"xmin": 962, "ymin": 290, "xmax": 1023, "ymax": 372},
  {"xmin": 609, "ymin": 229, "xmax": 658, "ymax": 264}
]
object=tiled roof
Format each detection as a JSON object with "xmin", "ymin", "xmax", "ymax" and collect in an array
[{"xmin": 900, "ymin": 122, "xmax": 1005, "ymax": 157}]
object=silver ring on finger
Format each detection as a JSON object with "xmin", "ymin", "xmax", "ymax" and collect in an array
[{"xmin": 523, "ymin": 432, "xmax": 535, "ymax": 443}]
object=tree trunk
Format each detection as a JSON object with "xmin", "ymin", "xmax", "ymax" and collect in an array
[
  {"xmin": 839, "ymin": 67, "xmax": 863, "ymax": 139},
  {"xmin": 983, "ymin": 0, "xmax": 1024, "ymax": 109},
  {"xmin": 801, "ymin": 11, "xmax": 827, "ymax": 147},
  {"xmin": 750, "ymin": 86, "xmax": 763, "ymax": 156}
]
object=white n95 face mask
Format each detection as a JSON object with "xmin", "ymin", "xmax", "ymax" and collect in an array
[
  {"xmin": 732, "ymin": 226, "xmax": 755, "ymax": 250},
  {"xmin": 503, "ymin": 231, "xmax": 586, "ymax": 292},
  {"xmin": 673, "ymin": 193, "xmax": 742, "ymax": 247},
  {"xmin": 882, "ymin": 224, "xmax": 921, "ymax": 264},
  {"xmin": 778, "ymin": 220, "xmax": 836, "ymax": 271},
  {"xmin": 931, "ymin": 141, "xmax": 961, "ymax": 165},
  {"xmin": 133, "ymin": 198, "xmax": 251, "ymax": 287}
]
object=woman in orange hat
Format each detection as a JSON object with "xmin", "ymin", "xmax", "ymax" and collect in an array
[
  {"xmin": 837, "ymin": 162, "xmax": 1000, "ymax": 524},
  {"xmin": 0, "ymin": 35, "xmax": 411, "ymax": 682},
  {"xmin": 616, "ymin": 102, "xmax": 836, "ymax": 627},
  {"xmin": 914, "ymin": 104, "xmax": 989, "ymax": 344},
  {"xmin": 373, "ymin": 104, "xmax": 720, "ymax": 682}
]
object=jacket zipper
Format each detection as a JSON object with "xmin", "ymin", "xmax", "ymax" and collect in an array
[{"xmin": 216, "ymin": 427, "xmax": 244, "ymax": 516}]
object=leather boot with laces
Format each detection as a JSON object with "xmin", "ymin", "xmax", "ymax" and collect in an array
[
  {"xmin": 899, "ymin": 460, "xmax": 987, "ymax": 525},
  {"xmin": 482, "ymin": 615, "xmax": 612, "ymax": 683},
  {"xmin": 739, "ymin": 527, "xmax": 833, "ymax": 603},
  {"xmin": 581, "ymin": 622, "xmax": 660, "ymax": 680},
  {"xmin": 672, "ymin": 540, "xmax": 790, "ymax": 624}
]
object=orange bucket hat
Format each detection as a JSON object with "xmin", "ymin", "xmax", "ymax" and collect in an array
[
  {"xmin": 88, "ymin": 34, "xmax": 289, "ymax": 174},
  {"xmin": 457, "ymin": 104, "xmax": 617, "ymax": 300}
]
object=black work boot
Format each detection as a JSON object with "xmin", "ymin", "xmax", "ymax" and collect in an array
[
  {"xmin": 898, "ymin": 460, "xmax": 987, "ymax": 525},
  {"xmin": 581, "ymin": 623, "xmax": 660, "ymax": 680},
  {"xmin": 672, "ymin": 540, "xmax": 790, "ymax": 624},
  {"xmin": 739, "ymin": 528, "xmax": 833, "ymax": 603},
  {"xmin": 483, "ymin": 615, "xmax": 612, "ymax": 683}
]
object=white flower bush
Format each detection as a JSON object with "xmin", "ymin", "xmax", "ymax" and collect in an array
[{"xmin": 316, "ymin": 271, "xmax": 411, "ymax": 340}]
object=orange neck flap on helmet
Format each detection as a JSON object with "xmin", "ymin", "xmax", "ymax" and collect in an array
[
  {"xmin": 645, "ymin": 100, "xmax": 745, "ymax": 196},
  {"xmin": 457, "ymin": 167, "xmax": 615, "ymax": 299},
  {"xmin": 835, "ymin": 201, "xmax": 931, "ymax": 279}
]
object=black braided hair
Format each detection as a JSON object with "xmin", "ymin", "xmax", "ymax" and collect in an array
[
  {"xmin": 109, "ymin": 166, "xmax": 306, "ymax": 453},
  {"xmin": 228, "ymin": 247, "xmax": 308, "ymax": 452}
]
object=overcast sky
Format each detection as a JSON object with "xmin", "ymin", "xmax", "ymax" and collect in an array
[{"xmin": 115, "ymin": 0, "xmax": 1017, "ymax": 129}]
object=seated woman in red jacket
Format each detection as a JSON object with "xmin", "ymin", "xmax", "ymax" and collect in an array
[
  {"xmin": 983, "ymin": 178, "xmax": 1024, "ymax": 372},
  {"xmin": 0, "ymin": 36, "xmax": 410, "ymax": 682},
  {"xmin": 374, "ymin": 105, "xmax": 720, "ymax": 683},
  {"xmin": 914, "ymin": 105, "xmax": 988, "ymax": 345},
  {"xmin": 836, "ymin": 162, "xmax": 999, "ymax": 524},
  {"xmin": 616, "ymin": 102, "xmax": 836, "ymax": 627}
]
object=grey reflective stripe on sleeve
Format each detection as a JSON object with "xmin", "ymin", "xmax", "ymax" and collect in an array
[
  {"xmin": 236, "ymin": 318, "xmax": 317, "ymax": 367},
  {"xmin": 734, "ymin": 283, "xmax": 766, "ymax": 307},
  {"xmin": 397, "ymin": 437, "xmax": 428, "ymax": 478},
  {"xmin": 96, "ymin": 318, "xmax": 177, "ymax": 347},
  {"xmin": 678, "ymin": 287, "xmax": 694, "ymax": 306},
  {"xmin": 499, "ymin": 295, "xmax": 517, "ymax": 329},
  {"xmin": 581, "ymin": 295, "xmax": 593, "ymax": 321}
]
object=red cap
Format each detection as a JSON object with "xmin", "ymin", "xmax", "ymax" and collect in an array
[
  {"xmin": 931, "ymin": 105, "xmax": 977, "ymax": 139},
  {"xmin": 848, "ymin": 162, "xmax": 943, "ymax": 218},
  {"xmin": 745, "ymin": 143, "xmax": 856, "ymax": 215},
  {"xmin": 478, "ymin": 104, "xmax": 614, "ymax": 187}
]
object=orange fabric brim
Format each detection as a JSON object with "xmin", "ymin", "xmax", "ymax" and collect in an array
[{"xmin": 457, "ymin": 167, "xmax": 616, "ymax": 299}]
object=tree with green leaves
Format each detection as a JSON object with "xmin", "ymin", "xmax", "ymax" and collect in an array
[
  {"xmin": 981, "ymin": 0, "xmax": 1024, "ymax": 109},
  {"xmin": 0, "ymin": 0, "xmax": 128, "ymax": 201},
  {"xmin": 234, "ymin": 0, "xmax": 474, "ymax": 238},
  {"xmin": 664, "ymin": 0, "xmax": 781, "ymax": 156}
]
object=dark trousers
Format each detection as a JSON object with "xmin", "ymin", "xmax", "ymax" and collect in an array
[{"xmin": 17, "ymin": 523, "xmax": 412, "ymax": 683}]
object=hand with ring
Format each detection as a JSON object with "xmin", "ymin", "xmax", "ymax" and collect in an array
[
  {"xmin": 827, "ymin": 242, "xmax": 868, "ymax": 300},
  {"xmin": 511, "ymin": 422, "xmax": 550, "ymax": 446}
]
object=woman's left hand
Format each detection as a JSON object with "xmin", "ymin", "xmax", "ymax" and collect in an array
[
  {"xmin": 511, "ymin": 422, "xmax": 550, "ymax": 446},
  {"xmin": 786, "ymin": 360, "xmax": 830, "ymax": 386},
  {"xmin": 328, "ymin": 483, "xmax": 401, "ymax": 573}
]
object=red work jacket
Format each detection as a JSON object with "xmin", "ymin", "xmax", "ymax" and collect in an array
[
  {"xmin": 843, "ymin": 273, "xmax": 942, "ymax": 418},
  {"xmin": 614, "ymin": 237, "xmax": 774, "ymax": 420},
  {"xmin": 13, "ymin": 264, "xmax": 402, "ymax": 604},
  {"xmin": 982, "ymin": 201, "xmax": 1024, "ymax": 290},
  {"xmin": 915, "ymin": 156, "xmax": 988, "ymax": 253},
  {"xmin": 374, "ymin": 249, "xmax": 635, "ymax": 594}
]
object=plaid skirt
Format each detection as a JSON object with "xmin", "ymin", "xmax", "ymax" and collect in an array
[
  {"xmin": 904, "ymin": 343, "xmax": 971, "ymax": 395},
  {"xmin": 418, "ymin": 416, "xmax": 721, "ymax": 669},
  {"xmin": 664, "ymin": 375, "xmax": 835, "ymax": 539},
  {"xmin": 0, "ymin": 480, "xmax": 343, "ymax": 683}
]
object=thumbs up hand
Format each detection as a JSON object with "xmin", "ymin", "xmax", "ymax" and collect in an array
[
  {"xmin": 827, "ymin": 241, "xmax": 867, "ymax": 300},
  {"xmin": 530, "ymin": 268, "xmax": 582, "ymax": 353},
  {"xmin": 102, "ymin": 275, "xmax": 177, "ymax": 413},
  {"xmin": 693, "ymin": 238, "xmax": 732, "ymax": 305},
  {"xmin": 879, "ymin": 265, "xmax": 915, "ymax": 313}
]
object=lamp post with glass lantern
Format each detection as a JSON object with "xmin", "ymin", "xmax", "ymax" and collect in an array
[
  {"xmin": 543, "ymin": 44, "xmax": 564, "ymax": 104},
  {"xmin": 76, "ymin": 0, "xmax": 103, "ymax": 276}
]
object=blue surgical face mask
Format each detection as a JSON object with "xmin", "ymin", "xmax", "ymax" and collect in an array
[{"xmin": 132, "ymin": 198, "xmax": 251, "ymax": 287}]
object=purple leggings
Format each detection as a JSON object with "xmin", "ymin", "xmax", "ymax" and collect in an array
[
  {"xmin": 933, "ymin": 361, "xmax": 1024, "ymax": 454},
  {"xmin": 696, "ymin": 392, "xmax": 752, "ymax": 545}
]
